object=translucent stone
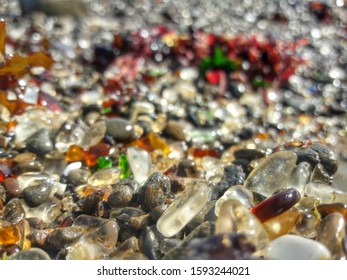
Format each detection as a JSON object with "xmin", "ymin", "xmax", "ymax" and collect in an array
[
  {"xmin": 244, "ymin": 151, "xmax": 297, "ymax": 197},
  {"xmin": 317, "ymin": 203, "xmax": 347, "ymax": 220},
  {"xmin": 304, "ymin": 182, "xmax": 347, "ymax": 204},
  {"xmin": 266, "ymin": 235, "xmax": 331, "ymax": 260},
  {"xmin": 251, "ymin": 188, "xmax": 301, "ymax": 223},
  {"xmin": 288, "ymin": 162, "xmax": 312, "ymax": 194},
  {"xmin": 21, "ymin": 198, "xmax": 62, "ymax": 223},
  {"xmin": 55, "ymin": 121, "xmax": 87, "ymax": 153},
  {"xmin": 67, "ymin": 219, "xmax": 119, "ymax": 260},
  {"xmin": 80, "ymin": 121, "xmax": 106, "ymax": 149},
  {"xmin": 87, "ymin": 168, "xmax": 120, "ymax": 186},
  {"xmin": 263, "ymin": 207, "xmax": 300, "ymax": 240},
  {"xmin": 127, "ymin": 147, "xmax": 152, "ymax": 185},
  {"xmin": 156, "ymin": 181, "xmax": 210, "ymax": 237},
  {"xmin": 316, "ymin": 213, "xmax": 346, "ymax": 259},
  {"xmin": 215, "ymin": 199, "xmax": 269, "ymax": 256},
  {"xmin": 63, "ymin": 161, "xmax": 82, "ymax": 176},
  {"xmin": 215, "ymin": 185, "xmax": 253, "ymax": 217},
  {"xmin": 16, "ymin": 172, "xmax": 49, "ymax": 192},
  {"xmin": 13, "ymin": 109, "xmax": 68, "ymax": 148},
  {"xmin": 293, "ymin": 211, "xmax": 320, "ymax": 239},
  {"xmin": 118, "ymin": 155, "xmax": 131, "ymax": 179}
]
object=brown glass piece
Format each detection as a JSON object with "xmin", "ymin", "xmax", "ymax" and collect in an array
[
  {"xmin": 251, "ymin": 188, "xmax": 301, "ymax": 223},
  {"xmin": 317, "ymin": 203, "xmax": 347, "ymax": 221}
]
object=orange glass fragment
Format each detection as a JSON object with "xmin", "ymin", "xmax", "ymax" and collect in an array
[
  {"xmin": 0, "ymin": 52, "xmax": 54, "ymax": 79},
  {"xmin": 0, "ymin": 224, "xmax": 20, "ymax": 245},
  {"xmin": 65, "ymin": 145, "xmax": 86, "ymax": 162},
  {"xmin": 0, "ymin": 19, "xmax": 6, "ymax": 57}
]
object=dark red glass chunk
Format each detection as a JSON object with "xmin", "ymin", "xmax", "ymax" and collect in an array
[{"xmin": 251, "ymin": 188, "xmax": 301, "ymax": 223}]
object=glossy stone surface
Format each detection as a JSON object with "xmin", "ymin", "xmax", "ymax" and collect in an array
[
  {"xmin": 127, "ymin": 147, "xmax": 152, "ymax": 184},
  {"xmin": 22, "ymin": 180, "xmax": 52, "ymax": 207},
  {"xmin": 139, "ymin": 172, "xmax": 171, "ymax": 212},
  {"xmin": 215, "ymin": 185, "xmax": 253, "ymax": 217},
  {"xmin": 251, "ymin": 188, "xmax": 301, "ymax": 223},
  {"xmin": 87, "ymin": 167, "xmax": 120, "ymax": 186},
  {"xmin": 266, "ymin": 234, "xmax": 331, "ymax": 260},
  {"xmin": 244, "ymin": 151, "xmax": 297, "ymax": 197},
  {"xmin": 66, "ymin": 218, "xmax": 119, "ymax": 260},
  {"xmin": 293, "ymin": 211, "xmax": 320, "ymax": 239},
  {"xmin": 317, "ymin": 203, "xmax": 347, "ymax": 220},
  {"xmin": 316, "ymin": 213, "xmax": 346, "ymax": 259},
  {"xmin": 105, "ymin": 118, "xmax": 136, "ymax": 142},
  {"xmin": 216, "ymin": 199, "xmax": 269, "ymax": 256},
  {"xmin": 156, "ymin": 181, "xmax": 210, "ymax": 237},
  {"xmin": 263, "ymin": 207, "xmax": 300, "ymax": 240},
  {"xmin": 288, "ymin": 161, "xmax": 312, "ymax": 194},
  {"xmin": 26, "ymin": 128, "xmax": 53, "ymax": 156},
  {"xmin": 305, "ymin": 182, "xmax": 347, "ymax": 204}
]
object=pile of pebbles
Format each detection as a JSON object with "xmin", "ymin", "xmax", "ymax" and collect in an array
[{"xmin": 0, "ymin": 0, "xmax": 347, "ymax": 260}]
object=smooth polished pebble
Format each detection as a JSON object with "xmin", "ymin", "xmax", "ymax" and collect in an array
[
  {"xmin": 156, "ymin": 182, "xmax": 210, "ymax": 237},
  {"xmin": 244, "ymin": 151, "xmax": 297, "ymax": 197},
  {"xmin": 266, "ymin": 234, "xmax": 331, "ymax": 260}
]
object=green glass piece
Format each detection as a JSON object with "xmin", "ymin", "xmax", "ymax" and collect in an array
[
  {"xmin": 199, "ymin": 47, "xmax": 236, "ymax": 75},
  {"xmin": 252, "ymin": 78, "xmax": 269, "ymax": 88},
  {"xmin": 118, "ymin": 154, "xmax": 131, "ymax": 179},
  {"xmin": 97, "ymin": 156, "xmax": 113, "ymax": 170},
  {"xmin": 101, "ymin": 107, "xmax": 112, "ymax": 114}
]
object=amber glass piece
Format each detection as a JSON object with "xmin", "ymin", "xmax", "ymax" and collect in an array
[
  {"xmin": 251, "ymin": 188, "xmax": 301, "ymax": 223},
  {"xmin": 65, "ymin": 145, "xmax": 86, "ymax": 162},
  {"xmin": 0, "ymin": 223, "xmax": 20, "ymax": 245},
  {"xmin": 188, "ymin": 146, "xmax": 219, "ymax": 158},
  {"xmin": 0, "ymin": 91, "xmax": 17, "ymax": 114},
  {"xmin": 317, "ymin": 203, "xmax": 347, "ymax": 221},
  {"xmin": 263, "ymin": 207, "xmax": 300, "ymax": 240},
  {"xmin": 147, "ymin": 132, "xmax": 170, "ymax": 154},
  {"xmin": 0, "ymin": 52, "xmax": 54, "ymax": 79},
  {"xmin": 0, "ymin": 19, "xmax": 6, "ymax": 57}
]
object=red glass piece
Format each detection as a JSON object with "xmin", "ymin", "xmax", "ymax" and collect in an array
[
  {"xmin": 251, "ymin": 188, "xmax": 301, "ymax": 223},
  {"xmin": 38, "ymin": 92, "xmax": 63, "ymax": 113}
]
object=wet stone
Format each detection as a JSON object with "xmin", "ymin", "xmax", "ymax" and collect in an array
[
  {"xmin": 9, "ymin": 248, "xmax": 51, "ymax": 260},
  {"xmin": 26, "ymin": 128, "xmax": 54, "ymax": 156},
  {"xmin": 160, "ymin": 238, "xmax": 182, "ymax": 254},
  {"xmin": 11, "ymin": 160, "xmax": 44, "ymax": 176},
  {"xmin": 176, "ymin": 159, "xmax": 198, "ymax": 177},
  {"xmin": 310, "ymin": 142, "xmax": 338, "ymax": 176},
  {"xmin": 82, "ymin": 189, "xmax": 105, "ymax": 215},
  {"xmin": 149, "ymin": 204, "xmax": 169, "ymax": 222},
  {"xmin": 138, "ymin": 225, "xmax": 164, "ymax": 260},
  {"xmin": 3, "ymin": 198, "xmax": 25, "ymax": 225},
  {"xmin": 310, "ymin": 163, "xmax": 332, "ymax": 184},
  {"xmin": 316, "ymin": 213, "xmax": 346, "ymax": 259},
  {"xmin": 105, "ymin": 118, "xmax": 137, "ymax": 142},
  {"xmin": 290, "ymin": 147, "xmax": 320, "ymax": 168},
  {"xmin": 108, "ymin": 184, "xmax": 133, "ymax": 208},
  {"xmin": 139, "ymin": 172, "xmax": 171, "ymax": 212},
  {"xmin": 244, "ymin": 151, "xmax": 297, "ymax": 197},
  {"xmin": 2, "ymin": 178, "xmax": 20, "ymax": 198},
  {"xmin": 156, "ymin": 181, "xmax": 210, "ymax": 237},
  {"xmin": 22, "ymin": 180, "xmax": 52, "ymax": 208},
  {"xmin": 66, "ymin": 168, "xmax": 91, "ymax": 186},
  {"xmin": 128, "ymin": 214, "xmax": 151, "ymax": 231},
  {"xmin": 266, "ymin": 235, "xmax": 331, "ymax": 260},
  {"xmin": 46, "ymin": 227, "xmax": 84, "ymax": 251},
  {"xmin": 251, "ymin": 188, "xmax": 301, "ymax": 223}
]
